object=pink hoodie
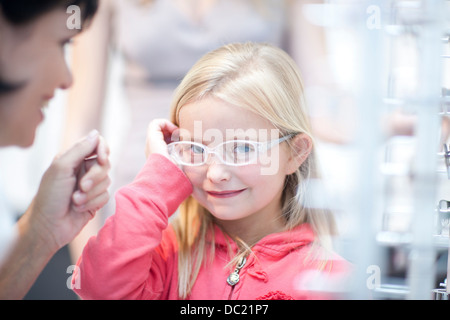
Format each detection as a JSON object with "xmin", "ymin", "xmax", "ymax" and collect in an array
[{"xmin": 73, "ymin": 154, "xmax": 349, "ymax": 300}]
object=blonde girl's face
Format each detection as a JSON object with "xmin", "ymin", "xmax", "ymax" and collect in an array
[{"xmin": 178, "ymin": 96, "xmax": 309, "ymax": 235}]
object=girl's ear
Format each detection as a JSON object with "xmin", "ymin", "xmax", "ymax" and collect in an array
[{"xmin": 285, "ymin": 133, "xmax": 313, "ymax": 175}]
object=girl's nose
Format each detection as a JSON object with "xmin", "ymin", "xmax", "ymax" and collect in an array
[{"xmin": 206, "ymin": 159, "xmax": 231, "ymax": 183}]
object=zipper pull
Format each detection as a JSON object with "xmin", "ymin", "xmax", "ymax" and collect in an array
[{"xmin": 227, "ymin": 256, "xmax": 247, "ymax": 286}]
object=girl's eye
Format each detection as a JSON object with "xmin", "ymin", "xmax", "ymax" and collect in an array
[
  {"xmin": 191, "ymin": 144, "xmax": 205, "ymax": 154},
  {"xmin": 234, "ymin": 143, "xmax": 255, "ymax": 154}
]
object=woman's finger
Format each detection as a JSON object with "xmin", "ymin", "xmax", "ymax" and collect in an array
[
  {"xmin": 73, "ymin": 176, "xmax": 110, "ymax": 206},
  {"xmin": 57, "ymin": 130, "xmax": 100, "ymax": 175},
  {"xmin": 73, "ymin": 191, "xmax": 109, "ymax": 214},
  {"xmin": 78, "ymin": 158, "xmax": 110, "ymax": 193},
  {"xmin": 96, "ymin": 136, "xmax": 110, "ymax": 166}
]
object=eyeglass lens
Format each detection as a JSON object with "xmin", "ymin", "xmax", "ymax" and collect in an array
[{"xmin": 171, "ymin": 141, "xmax": 257, "ymax": 165}]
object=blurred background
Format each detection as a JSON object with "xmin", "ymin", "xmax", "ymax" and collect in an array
[{"xmin": 0, "ymin": 0, "xmax": 449, "ymax": 299}]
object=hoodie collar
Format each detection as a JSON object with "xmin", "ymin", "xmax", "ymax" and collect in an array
[{"xmin": 210, "ymin": 223, "xmax": 315, "ymax": 258}]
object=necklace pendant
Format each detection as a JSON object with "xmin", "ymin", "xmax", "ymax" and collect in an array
[{"xmin": 227, "ymin": 272, "xmax": 240, "ymax": 286}]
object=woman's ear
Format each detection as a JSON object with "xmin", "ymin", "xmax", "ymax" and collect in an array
[{"xmin": 285, "ymin": 133, "xmax": 313, "ymax": 175}]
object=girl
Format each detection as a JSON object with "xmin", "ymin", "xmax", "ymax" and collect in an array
[
  {"xmin": 73, "ymin": 42, "xmax": 349, "ymax": 300},
  {"xmin": 63, "ymin": 0, "xmax": 330, "ymax": 264}
]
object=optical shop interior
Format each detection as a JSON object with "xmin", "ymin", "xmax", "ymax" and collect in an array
[{"xmin": 0, "ymin": 0, "xmax": 450, "ymax": 300}]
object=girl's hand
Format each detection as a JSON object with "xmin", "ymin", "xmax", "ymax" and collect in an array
[
  {"xmin": 27, "ymin": 130, "xmax": 111, "ymax": 251},
  {"xmin": 145, "ymin": 119, "xmax": 179, "ymax": 162}
]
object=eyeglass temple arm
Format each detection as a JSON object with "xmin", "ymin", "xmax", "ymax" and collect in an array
[{"xmin": 265, "ymin": 134, "xmax": 295, "ymax": 149}]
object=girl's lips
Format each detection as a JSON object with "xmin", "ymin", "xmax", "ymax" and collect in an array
[{"xmin": 206, "ymin": 189, "xmax": 246, "ymax": 198}]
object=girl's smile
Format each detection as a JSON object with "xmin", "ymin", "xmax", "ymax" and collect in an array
[{"xmin": 206, "ymin": 188, "xmax": 247, "ymax": 198}]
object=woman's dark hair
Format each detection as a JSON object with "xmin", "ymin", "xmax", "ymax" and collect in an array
[
  {"xmin": 0, "ymin": 0, "xmax": 98, "ymax": 26},
  {"xmin": 0, "ymin": 0, "xmax": 98, "ymax": 94}
]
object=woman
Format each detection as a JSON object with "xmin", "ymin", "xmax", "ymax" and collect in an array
[{"xmin": 0, "ymin": 0, "xmax": 110, "ymax": 299}]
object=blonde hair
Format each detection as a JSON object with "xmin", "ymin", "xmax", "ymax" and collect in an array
[{"xmin": 169, "ymin": 42, "xmax": 337, "ymax": 299}]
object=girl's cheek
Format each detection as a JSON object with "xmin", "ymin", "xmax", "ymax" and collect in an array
[
  {"xmin": 184, "ymin": 164, "xmax": 262, "ymax": 187},
  {"xmin": 257, "ymin": 151, "xmax": 286, "ymax": 176},
  {"xmin": 231, "ymin": 165, "xmax": 261, "ymax": 185},
  {"xmin": 183, "ymin": 167, "xmax": 205, "ymax": 186}
]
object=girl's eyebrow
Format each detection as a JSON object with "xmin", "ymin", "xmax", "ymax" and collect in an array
[
  {"xmin": 179, "ymin": 135, "xmax": 202, "ymax": 143},
  {"xmin": 179, "ymin": 136, "xmax": 258, "ymax": 142},
  {"xmin": 178, "ymin": 135, "xmax": 193, "ymax": 141},
  {"xmin": 231, "ymin": 136, "xmax": 252, "ymax": 141}
]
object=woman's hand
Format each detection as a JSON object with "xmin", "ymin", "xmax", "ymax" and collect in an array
[
  {"xmin": 145, "ymin": 119, "xmax": 179, "ymax": 162},
  {"xmin": 27, "ymin": 130, "xmax": 111, "ymax": 251}
]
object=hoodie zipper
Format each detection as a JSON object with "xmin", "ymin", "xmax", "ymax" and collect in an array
[{"xmin": 227, "ymin": 256, "xmax": 247, "ymax": 299}]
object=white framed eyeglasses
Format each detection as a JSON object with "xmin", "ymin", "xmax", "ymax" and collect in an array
[{"xmin": 167, "ymin": 134, "xmax": 294, "ymax": 166}]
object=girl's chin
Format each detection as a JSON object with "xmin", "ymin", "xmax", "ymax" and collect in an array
[{"xmin": 205, "ymin": 207, "xmax": 249, "ymax": 222}]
